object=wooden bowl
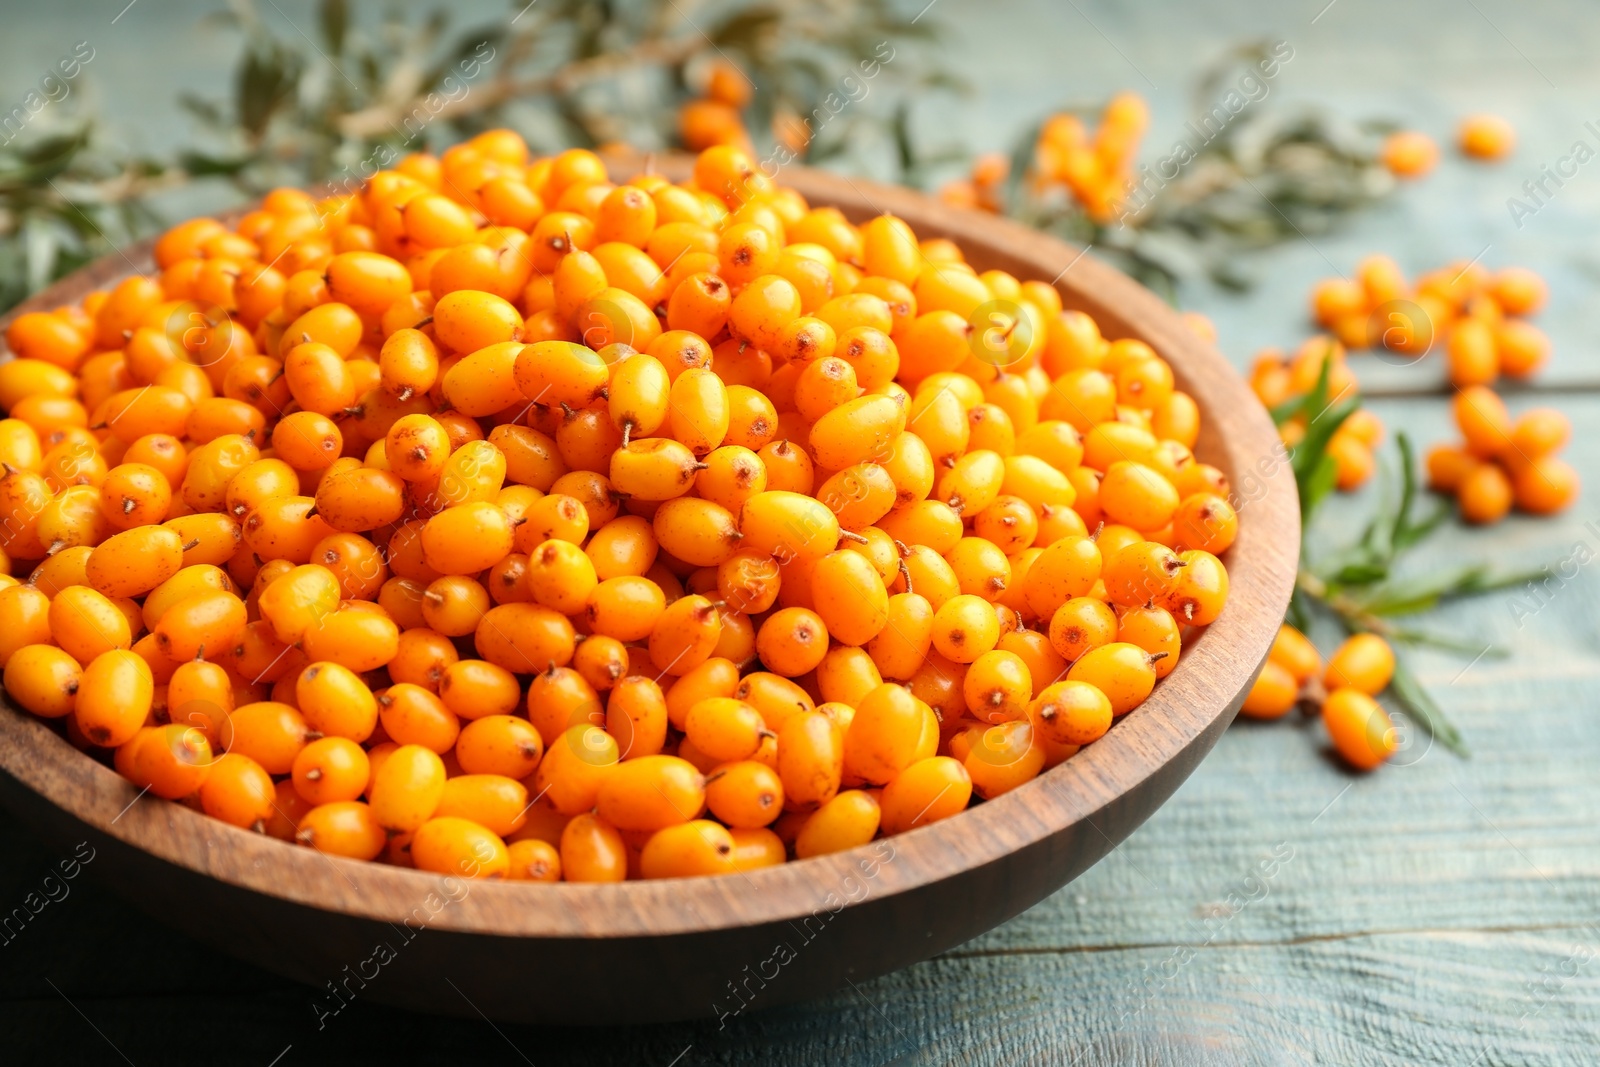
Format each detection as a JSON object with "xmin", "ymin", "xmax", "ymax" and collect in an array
[{"xmin": 0, "ymin": 166, "xmax": 1298, "ymax": 1025}]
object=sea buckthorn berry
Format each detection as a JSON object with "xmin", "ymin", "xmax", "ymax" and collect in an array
[
  {"xmin": 586, "ymin": 575, "xmax": 666, "ymax": 641},
  {"xmin": 1098, "ymin": 461, "xmax": 1179, "ymax": 532},
  {"xmin": 973, "ymin": 496, "xmax": 1039, "ymax": 556},
  {"xmin": 685, "ymin": 697, "xmax": 771, "ymax": 763},
  {"xmin": 560, "ymin": 812, "xmax": 627, "ymax": 882},
  {"xmin": 85, "ymin": 525, "xmax": 184, "ymax": 598},
  {"xmin": 842, "ymin": 683, "xmax": 931, "ymax": 785},
  {"xmin": 963, "ymin": 649, "xmax": 1033, "ymax": 725},
  {"xmin": 1023, "ymin": 535, "xmax": 1102, "ymax": 618},
  {"xmin": 224, "ymin": 700, "xmax": 311, "ymax": 778},
  {"xmin": 4, "ymin": 645, "xmax": 83, "ymax": 719},
  {"xmin": 420, "ymin": 502, "xmax": 513, "ymax": 576},
  {"xmin": 99, "ymin": 463, "xmax": 172, "ymax": 530},
  {"xmin": 198, "ymin": 753, "xmax": 276, "ymax": 830},
  {"xmin": 301, "ymin": 605, "xmax": 400, "ymax": 672},
  {"xmin": 877, "ymin": 500, "xmax": 963, "ymax": 557},
  {"xmin": 701, "ymin": 760, "xmax": 783, "ymax": 828},
  {"xmin": 257, "ymin": 563, "xmax": 342, "ymax": 644},
  {"xmin": 946, "ymin": 536, "xmax": 1012, "ymax": 601},
  {"xmin": 638, "ymin": 819, "xmax": 736, "ymax": 879},
  {"xmin": 1162, "ymin": 549, "xmax": 1228, "ymax": 626},
  {"xmin": 594, "ymin": 674, "xmax": 662, "ymax": 759},
  {"xmin": 1102, "ymin": 540, "xmax": 1185, "ymax": 609},
  {"xmin": 755, "ymin": 439, "xmax": 815, "ymax": 496},
  {"xmin": 727, "ymin": 826, "xmax": 785, "ymax": 871},
  {"xmin": 49, "ymin": 586, "xmax": 133, "ymax": 664},
  {"xmin": 292, "ymin": 736, "xmax": 372, "ymax": 806},
  {"xmin": 377, "ymin": 328, "xmax": 439, "ymax": 401},
  {"xmin": 121, "ymin": 723, "xmax": 213, "ymax": 799},
  {"xmin": 1117, "ymin": 604, "xmax": 1181, "ymax": 678},
  {"xmin": 153, "ymin": 590, "xmax": 247, "ymax": 662},
  {"xmin": 1458, "ymin": 462, "xmax": 1513, "ymax": 525},
  {"xmin": 536, "ymin": 724, "xmax": 620, "ymax": 815},
  {"xmin": 791, "ymin": 790, "xmax": 879, "ymax": 859},
  {"xmin": 963, "ymin": 720, "xmax": 1046, "ymax": 799},
  {"xmin": 740, "ymin": 490, "xmax": 840, "ymax": 566},
  {"xmin": 810, "ymin": 550, "xmax": 890, "ymax": 646},
  {"xmin": 863, "ymin": 591, "xmax": 934, "ymax": 681},
  {"xmin": 518, "ymin": 538, "xmax": 595, "ymax": 616},
  {"xmin": 1242, "ymin": 659, "xmax": 1299, "ymax": 719},
  {"xmin": 1454, "ymin": 385, "xmax": 1513, "ymax": 459},
  {"xmin": 609, "ymin": 438, "xmax": 700, "ymax": 501},
  {"xmin": 755, "ymin": 606, "xmax": 829, "ymax": 677},
  {"xmin": 1322, "ymin": 688, "xmax": 1397, "ymax": 771},
  {"xmin": 648, "ymin": 595, "xmax": 722, "ymax": 676},
  {"xmin": 693, "ymin": 446, "xmax": 766, "ymax": 516},
  {"xmin": 819, "ymin": 463, "xmax": 896, "ymax": 531},
  {"xmin": 810, "ymin": 394, "xmax": 907, "ymax": 472},
  {"xmin": 36, "ymin": 492, "xmax": 106, "ymax": 555},
  {"xmin": 1458, "ymin": 113, "xmax": 1515, "ymax": 161},
  {"xmin": 1030, "ymin": 679, "xmax": 1114, "ymax": 746},
  {"xmin": 294, "ymin": 661, "xmax": 378, "ymax": 743},
  {"xmin": 474, "ymin": 601, "xmax": 576, "ymax": 674},
  {"xmin": 368, "ymin": 743, "xmax": 447, "ymax": 832},
  {"xmin": 595, "ymin": 755, "xmax": 706, "ymax": 832},
  {"xmin": 384, "ymin": 414, "xmax": 451, "ymax": 483},
  {"xmin": 433, "ymin": 774, "xmax": 529, "ymax": 839},
  {"xmin": 72, "ymin": 650, "xmax": 153, "ymax": 748},
  {"xmin": 771, "ymin": 710, "xmax": 846, "ymax": 813},
  {"xmin": 1171, "ymin": 492, "xmax": 1238, "ymax": 555},
  {"xmin": 1509, "ymin": 408, "xmax": 1570, "ymax": 459},
  {"xmin": 1511, "ymin": 456, "xmax": 1579, "ymax": 515},
  {"xmin": 1268, "ymin": 623, "xmax": 1322, "ymax": 685},
  {"xmin": 409, "ymin": 817, "xmax": 510, "ymax": 879},
  {"xmin": 1323, "ymin": 633, "xmax": 1395, "ymax": 696},
  {"xmin": 660, "ymin": 659, "xmax": 739, "ymax": 734},
  {"xmin": 456, "ymin": 714, "xmax": 543, "ymax": 780},
  {"xmin": 517, "ymin": 495, "xmax": 588, "ymax": 553},
  {"xmin": 880, "ymin": 756, "xmax": 971, "ymax": 835},
  {"xmin": 1066, "ymin": 642, "xmax": 1159, "ymax": 716},
  {"xmin": 585, "ymin": 511, "xmax": 659, "ymax": 579}
]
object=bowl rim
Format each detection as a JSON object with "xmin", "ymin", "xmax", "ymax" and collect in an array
[{"xmin": 0, "ymin": 163, "xmax": 1299, "ymax": 939}]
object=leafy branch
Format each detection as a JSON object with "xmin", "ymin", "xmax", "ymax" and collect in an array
[
  {"xmin": 1289, "ymin": 420, "xmax": 1548, "ymax": 756},
  {"xmin": 0, "ymin": 0, "xmax": 951, "ymax": 312}
]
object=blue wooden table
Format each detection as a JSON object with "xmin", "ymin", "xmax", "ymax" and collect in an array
[{"xmin": 2, "ymin": 0, "xmax": 1598, "ymax": 1063}]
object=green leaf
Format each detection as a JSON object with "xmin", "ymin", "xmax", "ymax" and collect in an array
[
  {"xmin": 176, "ymin": 150, "xmax": 257, "ymax": 177},
  {"xmin": 320, "ymin": 0, "xmax": 349, "ymax": 54},
  {"xmin": 1387, "ymin": 652, "xmax": 1468, "ymax": 757},
  {"xmin": 235, "ymin": 41, "xmax": 304, "ymax": 139},
  {"xmin": 1331, "ymin": 561, "xmax": 1388, "ymax": 586},
  {"xmin": 1386, "ymin": 627, "xmax": 1506, "ymax": 658}
]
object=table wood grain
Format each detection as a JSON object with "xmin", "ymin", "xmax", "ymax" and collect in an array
[{"xmin": 2, "ymin": 0, "xmax": 1598, "ymax": 1062}]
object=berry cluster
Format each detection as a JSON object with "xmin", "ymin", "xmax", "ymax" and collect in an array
[
  {"xmin": 1310, "ymin": 256, "xmax": 1549, "ymax": 386},
  {"xmin": 0, "ymin": 135, "xmax": 1231, "ymax": 881}
]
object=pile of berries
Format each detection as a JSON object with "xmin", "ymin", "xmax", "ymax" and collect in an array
[
  {"xmin": 0, "ymin": 136, "xmax": 1233, "ymax": 881},
  {"xmin": 1426, "ymin": 386, "xmax": 1577, "ymax": 524},
  {"xmin": 941, "ymin": 92, "xmax": 1150, "ymax": 223},
  {"xmin": 1249, "ymin": 337, "xmax": 1385, "ymax": 492},
  {"xmin": 1309, "ymin": 256, "xmax": 1550, "ymax": 387},
  {"xmin": 1243, "ymin": 625, "xmax": 1399, "ymax": 771}
]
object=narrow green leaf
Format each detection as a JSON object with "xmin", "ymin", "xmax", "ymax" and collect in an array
[
  {"xmin": 1387, "ymin": 652, "xmax": 1468, "ymax": 757},
  {"xmin": 320, "ymin": 0, "xmax": 349, "ymax": 54}
]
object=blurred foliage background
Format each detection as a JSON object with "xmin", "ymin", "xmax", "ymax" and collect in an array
[{"xmin": 0, "ymin": 0, "xmax": 1405, "ymax": 311}]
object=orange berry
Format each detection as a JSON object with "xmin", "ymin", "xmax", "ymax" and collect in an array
[{"xmin": 1322, "ymin": 688, "xmax": 1396, "ymax": 771}]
